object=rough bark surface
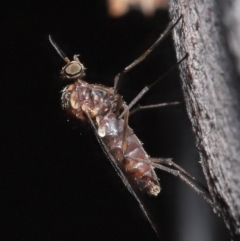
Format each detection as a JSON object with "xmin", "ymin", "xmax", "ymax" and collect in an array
[
  {"xmin": 169, "ymin": 0, "xmax": 240, "ymax": 238},
  {"xmin": 222, "ymin": 0, "xmax": 240, "ymax": 77}
]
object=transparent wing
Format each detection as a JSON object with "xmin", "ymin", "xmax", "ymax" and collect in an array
[{"xmin": 85, "ymin": 111, "xmax": 161, "ymax": 239}]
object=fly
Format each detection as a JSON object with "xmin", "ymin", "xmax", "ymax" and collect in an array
[{"xmin": 49, "ymin": 15, "xmax": 215, "ymax": 238}]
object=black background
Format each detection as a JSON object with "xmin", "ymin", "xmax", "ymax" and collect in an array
[{"xmin": 1, "ymin": 1, "xmax": 230, "ymax": 240}]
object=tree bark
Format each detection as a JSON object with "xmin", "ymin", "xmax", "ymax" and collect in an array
[{"xmin": 169, "ymin": 0, "xmax": 240, "ymax": 238}]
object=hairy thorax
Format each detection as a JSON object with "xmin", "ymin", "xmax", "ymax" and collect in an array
[{"xmin": 61, "ymin": 80, "xmax": 122, "ymax": 120}]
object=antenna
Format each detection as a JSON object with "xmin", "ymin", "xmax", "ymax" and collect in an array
[{"xmin": 49, "ymin": 35, "xmax": 70, "ymax": 63}]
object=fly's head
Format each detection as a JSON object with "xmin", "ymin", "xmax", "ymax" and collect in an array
[
  {"xmin": 48, "ymin": 36, "xmax": 86, "ymax": 81},
  {"xmin": 61, "ymin": 55, "xmax": 86, "ymax": 81}
]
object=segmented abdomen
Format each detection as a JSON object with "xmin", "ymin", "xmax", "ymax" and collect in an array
[{"xmin": 98, "ymin": 113, "xmax": 160, "ymax": 196}]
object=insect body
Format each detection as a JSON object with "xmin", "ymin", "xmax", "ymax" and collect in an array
[
  {"xmin": 50, "ymin": 15, "xmax": 215, "ymax": 237},
  {"xmin": 61, "ymin": 56, "xmax": 160, "ymax": 196}
]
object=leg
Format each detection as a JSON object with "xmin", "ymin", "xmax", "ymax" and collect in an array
[
  {"xmin": 114, "ymin": 15, "xmax": 183, "ymax": 92},
  {"xmin": 177, "ymin": 173, "xmax": 217, "ymax": 208},
  {"xmin": 127, "ymin": 157, "xmax": 217, "ymax": 208},
  {"xmin": 121, "ymin": 108, "xmax": 129, "ymax": 153},
  {"xmin": 130, "ymin": 101, "xmax": 181, "ymax": 115},
  {"xmin": 150, "ymin": 158, "xmax": 212, "ymax": 192},
  {"xmin": 150, "ymin": 157, "xmax": 196, "ymax": 181},
  {"xmin": 118, "ymin": 54, "xmax": 188, "ymax": 119}
]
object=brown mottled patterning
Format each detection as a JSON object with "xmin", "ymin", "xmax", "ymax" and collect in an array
[{"xmin": 61, "ymin": 69, "xmax": 160, "ymax": 196}]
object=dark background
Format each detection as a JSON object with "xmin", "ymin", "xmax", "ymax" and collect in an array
[{"xmin": 1, "ymin": 1, "xmax": 230, "ymax": 240}]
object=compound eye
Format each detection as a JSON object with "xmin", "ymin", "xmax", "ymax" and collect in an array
[{"xmin": 63, "ymin": 62, "xmax": 83, "ymax": 79}]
